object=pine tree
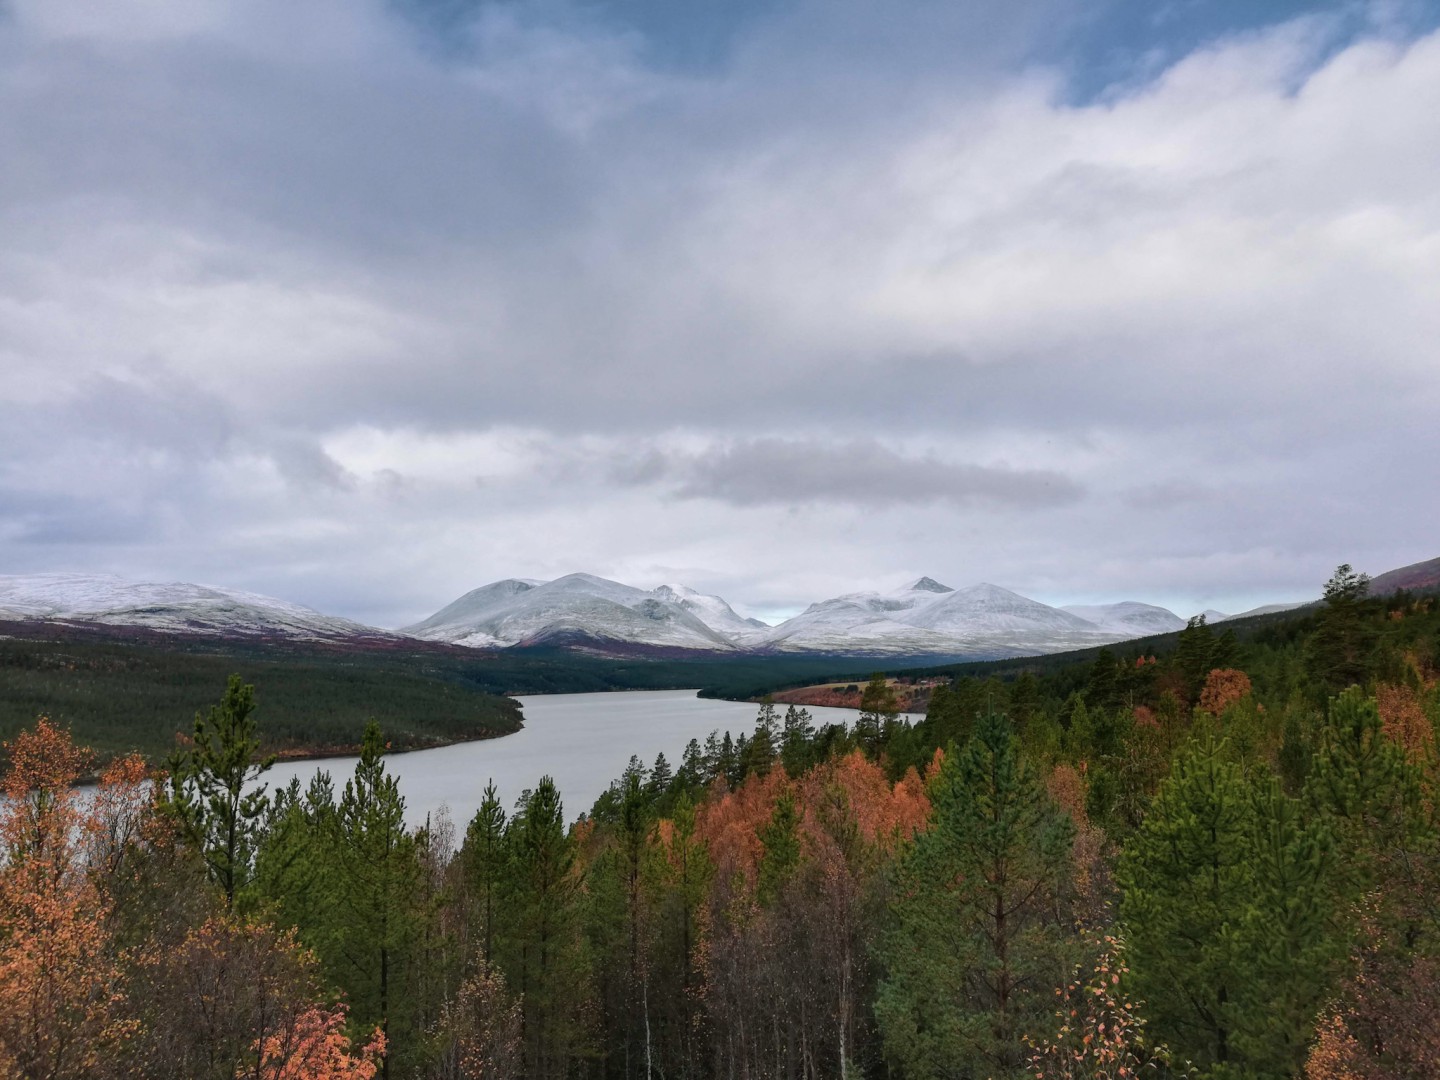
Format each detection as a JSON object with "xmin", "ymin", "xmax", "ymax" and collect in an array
[
  {"xmin": 780, "ymin": 705, "xmax": 816, "ymax": 776},
  {"xmin": 1171, "ymin": 615, "xmax": 1219, "ymax": 703},
  {"xmin": 856, "ymin": 674, "xmax": 899, "ymax": 756},
  {"xmin": 718, "ymin": 733, "xmax": 738, "ymax": 786},
  {"xmin": 1306, "ymin": 564, "xmax": 1376, "ymax": 693},
  {"xmin": 251, "ymin": 773, "xmax": 338, "ymax": 934},
  {"xmin": 1306, "ymin": 686, "xmax": 1414, "ymax": 839},
  {"xmin": 740, "ymin": 718, "xmax": 776, "ymax": 779},
  {"xmin": 334, "ymin": 720, "xmax": 423, "ymax": 1079},
  {"xmin": 677, "ymin": 739, "xmax": 705, "ymax": 792},
  {"xmin": 876, "ymin": 710, "xmax": 1073, "ymax": 1078},
  {"xmin": 1085, "ymin": 649, "xmax": 1122, "ymax": 712},
  {"xmin": 163, "ymin": 674, "xmax": 275, "ymax": 907},
  {"xmin": 702, "ymin": 732, "xmax": 724, "ymax": 784},
  {"xmin": 1009, "ymin": 672, "xmax": 1041, "ymax": 727},
  {"xmin": 643, "ymin": 794, "xmax": 712, "ymax": 1076},
  {"xmin": 755, "ymin": 698, "xmax": 780, "ymax": 745},
  {"xmin": 509, "ymin": 776, "xmax": 589, "ymax": 1078},
  {"xmin": 618, "ymin": 760, "xmax": 653, "ymax": 1072},
  {"xmin": 1305, "ymin": 686, "xmax": 1425, "ymax": 920},
  {"xmin": 756, "ymin": 790, "xmax": 801, "ymax": 907},
  {"xmin": 1118, "ymin": 735, "xmax": 1335, "ymax": 1075},
  {"xmin": 460, "ymin": 782, "xmax": 508, "ymax": 968},
  {"xmin": 647, "ymin": 751, "xmax": 673, "ymax": 801}
]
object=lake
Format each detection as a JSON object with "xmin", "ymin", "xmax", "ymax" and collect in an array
[{"xmin": 264, "ymin": 689, "xmax": 886, "ymax": 830}]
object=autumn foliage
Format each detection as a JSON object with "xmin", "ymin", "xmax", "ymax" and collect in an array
[
  {"xmin": 1027, "ymin": 934, "xmax": 1164, "ymax": 1079},
  {"xmin": 1374, "ymin": 682, "xmax": 1433, "ymax": 761},
  {"xmin": 1305, "ymin": 917, "xmax": 1440, "ymax": 1080},
  {"xmin": 259, "ymin": 1006, "xmax": 385, "ymax": 1080},
  {"xmin": 1197, "ymin": 667, "xmax": 1253, "ymax": 717},
  {"xmin": 0, "ymin": 719, "xmax": 382, "ymax": 1080},
  {"xmin": 0, "ymin": 719, "xmax": 132, "ymax": 1079}
]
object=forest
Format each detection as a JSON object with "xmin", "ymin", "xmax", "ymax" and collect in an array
[
  {"xmin": 1, "ymin": 565, "xmax": 1438, "ymax": 1079},
  {"xmin": 0, "ymin": 626, "xmax": 879, "ymax": 764}
]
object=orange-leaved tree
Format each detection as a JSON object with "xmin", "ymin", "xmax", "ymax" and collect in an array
[
  {"xmin": 1198, "ymin": 668, "xmax": 1253, "ymax": 717},
  {"xmin": 0, "ymin": 718, "xmax": 134, "ymax": 1078},
  {"xmin": 259, "ymin": 1004, "xmax": 386, "ymax": 1080}
]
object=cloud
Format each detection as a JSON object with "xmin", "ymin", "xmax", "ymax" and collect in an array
[
  {"xmin": 0, "ymin": 0, "xmax": 1436, "ymax": 623},
  {"xmin": 616, "ymin": 438, "xmax": 1082, "ymax": 509}
]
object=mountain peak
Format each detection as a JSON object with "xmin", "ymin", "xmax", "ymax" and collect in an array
[{"xmin": 907, "ymin": 576, "xmax": 953, "ymax": 593}]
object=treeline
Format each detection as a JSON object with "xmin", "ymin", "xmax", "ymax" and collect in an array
[
  {"xmin": 1, "ymin": 566, "xmax": 1438, "ymax": 1078},
  {"xmin": 0, "ymin": 628, "xmax": 870, "ymax": 764},
  {"xmin": 0, "ymin": 634, "xmax": 523, "ymax": 763}
]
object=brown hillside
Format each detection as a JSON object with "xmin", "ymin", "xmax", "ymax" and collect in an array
[{"xmin": 1369, "ymin": 555, "xmax": 1440, "ymax": 596}]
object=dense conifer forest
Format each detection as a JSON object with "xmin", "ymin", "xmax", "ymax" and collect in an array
[
  {"xmin": 0, "ymin": 628, "xmax": 881, "ymax": 765},
  {"xmin": 2, "ymin": 566, "xmax": 1438, "ymax": 1078}
]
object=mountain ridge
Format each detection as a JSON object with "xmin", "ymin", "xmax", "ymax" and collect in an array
[{"xmin": 7, "ymin": 555, "xmax": 1433, "ymax": 661}]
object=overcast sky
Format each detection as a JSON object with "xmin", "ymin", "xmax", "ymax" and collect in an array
[{"xmin": 1, "ymin": 0, "xmax": 1437, "ymax": 627}]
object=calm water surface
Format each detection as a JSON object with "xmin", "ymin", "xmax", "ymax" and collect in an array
[{"xmin": 265, "ymin": 689, "xmax": 880, "ymax": 829}]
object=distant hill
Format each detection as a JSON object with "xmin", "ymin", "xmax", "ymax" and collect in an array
[{"xmin": 1368, "ymin": 555, "xmax": 1440, "ymax": 596}]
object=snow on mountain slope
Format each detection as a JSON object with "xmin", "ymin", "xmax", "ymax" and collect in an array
[
  {"xmin": 760, "ymin": 596, "xmax": 967, "ymax": 656},
  {"xmin": 1, "ymin": 569, "xmax": 1320, "ymax": 658},
  {"xmin": 651, "ymin": 584, "xmax": 772, "ymax": 646},
  {"xmin": 404, "ymin": 573, "xmax": 741, "ymax": 652},
  {"xmin": 760, "ymin": 578, "xmax": 1114, "ymax": 657},
  {"xmin": 403, "ymin": 578, "xmax": 541, "ymax": 644},
  {"xmin": 903, "ymin": 583, "xmax": 1097, "ymax": 635},
  {"xmin": 1061, "ymin": 601, "xmax": 1186, "ymax": 637},
  {"xmin": 0, "ymin": 573, "xmax": 391, "ymax": 641}
]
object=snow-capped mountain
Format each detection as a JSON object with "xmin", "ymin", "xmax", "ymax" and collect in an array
[
  {"xmin": 5, "ymin": 568, "xmax": 1318, "ymax": 660},
  {"xmin": 759, "ymin": 579, "xmax": 968, "ymax": 656},
  {"xmin": 651, "ymin": 584, "xmax": 772, "ymax": 646},
  {"xmin": 403, "ymin": 573, "xmax": 744, "ymax": 653},
  {"xmin": 404, "ymin": 573, "xmax": 1191, "ymax": 660},
  {"xmin": 1062, "ymin": 601, "xmax": 1188, "ymax": 637},
  {"xmin": 0, "ymin": 573, "xmax": 393, "ymax": 642},
  {"xmin": 762, "ymin": 579, "xmax": 1118, "ymax": 657},
  {"xmin": 909, "ymin": 583, "xmax": 1096, "ymax": 635}
]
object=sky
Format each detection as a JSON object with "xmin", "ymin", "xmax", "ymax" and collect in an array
[{"xmin": 0, "ymin": 0, "xmax": 1437, "ymax": 628}]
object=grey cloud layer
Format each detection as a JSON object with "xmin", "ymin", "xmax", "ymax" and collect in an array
[
  {"xmin": 615, "ymin": 439, "xmax": 1081, "ymax": 509},
  {"xmin": 0, "ymin": 0, "xmax": 1437, "ymax": 624}
]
